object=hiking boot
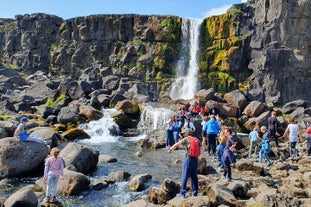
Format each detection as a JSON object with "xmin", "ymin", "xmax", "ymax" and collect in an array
[{"xmin": 43, "ymin": 196, "xmax": 50, "ymax": 203}]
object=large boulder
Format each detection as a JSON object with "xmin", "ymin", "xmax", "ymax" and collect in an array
[
  {"xmin": 59, "ymin": 142, "xmax": 99, "ymax": 174},
  {"xmin": 0, "ymin": 138, "xmax": 49, "ymax": 179},
  {"xmin": 4, "ymin": 188, "xmax": 38, "ymax": 207},
  {"xmin": 28, "ymin": 127, "xmax": 60, "ymax": 147},
  {"xmin": 128, "ymin": 173, "xmax": 152, "ymax": 191}
]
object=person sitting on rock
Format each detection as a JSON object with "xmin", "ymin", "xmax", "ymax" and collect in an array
[{"xmin": 14, "ymin": 116, "xmax": 45, "ymax": 144}]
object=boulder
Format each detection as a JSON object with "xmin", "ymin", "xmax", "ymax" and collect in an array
[
  {"xmin": 207, "ymin": 183, "xmax": 237, "ymax": 206},
  {"xmin": 224, "ymin": 90, "xmax": 248, "ymax": 110},
  {"xmin": 59, "ymin": 142, "xmax": 99, "ymax": 174},
  {"xmin": 128, "ymin": 173, "xmax": 152, "ymax": 191},
  {"xmin": 57, "ymin": 106, "xmax": 79, "ymax": 124},
  {"xmin": 105, "ymin": 171, "xmax": 131, "ymax": 183},
  {"xmin": 4, "ymin": 188, "xmax": 38, "ymax": 207},
  {"xmin": 28, "ymin": 127, "xmax": 59, "ymax": 148},
  {"xmin": 61, "ymin": 128, "xmax": 91, "ymax": 141},
  {"xmin": 0, "ymin": 138, "xmax": 49, "ymax": 179},
  {"xmin": 98, "ymin": 155, "xmax": 118, "ymax": 163},
  {"xmin": 242, "ymin": 100, "xmax": 265, "ymax": 118},
  {"xmin": 57, "ymin": 168, "xmax": 90, "ymax": 196},
  {"xmin": 78, "ymin": 105, "xmax": 103, "ymax": 121}
]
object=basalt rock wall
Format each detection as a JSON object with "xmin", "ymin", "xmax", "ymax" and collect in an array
[{"xmin": 0, "ymin": 0, "xmax": 310, "ymax": 105}]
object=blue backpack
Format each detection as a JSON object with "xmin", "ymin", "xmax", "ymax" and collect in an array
[{"xmin": 262, "ymin": 139, "xmax": 271, "ymax": 153}]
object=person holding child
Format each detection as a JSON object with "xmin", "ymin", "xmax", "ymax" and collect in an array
[{"xmin": 258, "ymin": 126, "xmax": 272, "ymax": 166}]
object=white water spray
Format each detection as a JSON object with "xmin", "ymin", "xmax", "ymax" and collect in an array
[{"xmin": 170, "ymin": 18, "xmax": 202, "ymax": 100}]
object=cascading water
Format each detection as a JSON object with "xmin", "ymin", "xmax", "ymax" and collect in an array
[{"xmin": 170, "ymin": 18, "xmax": 202, "ymax": 100}]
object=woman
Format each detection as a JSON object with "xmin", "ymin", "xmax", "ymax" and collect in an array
[
  {"xmin": 14, "ymin": 116, "xmax": 45, "ymax": 144},
  {"xmin": 43, "ymin": 148, "xmax": 64, "ymax": 203},
  {"xmin": 283, "ymin": 118, "xmax": 301, "ymax": 158}
]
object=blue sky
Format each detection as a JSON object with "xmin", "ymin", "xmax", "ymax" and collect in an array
[{"xmin": 0, "ymin": 0, "xmax": 247, "ymax": 20}]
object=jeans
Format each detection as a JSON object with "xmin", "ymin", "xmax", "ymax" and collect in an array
[
  {"xmin": 217, "ymin": 144, "xmax": 226, "ymax": 167},
  {"xmin": 26, "ymin": 135, "xmax": 45, "ymax": 144},
  {"xmin": 259, "ymin": 149, "xmax": 271, "ymax": 165},
  {"xmin": 46, "ymin": 174, "xmax": 59, "ymax": 197},
  {"xmin": 173, "ymin": 131, "xmax": 180, "ymax": 144},
  {"xmin": 180, "ymin": 157, "xmax": 198, "ymax": 196},
  {"xmin": 166, "ymin": 130, "xmax": 173, "ymax": 147},
  {"xmin": 222, "ymin": 150, "xmax": 235, "ymax": 179},
  {"xmin": 289, "ymin": 141, "xmax": 297, "ymax": 157}
]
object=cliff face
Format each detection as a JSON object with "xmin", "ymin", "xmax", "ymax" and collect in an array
[
  {"xmin": 198, "ymin": 0, "xmax": 311, "ymax": 104},
  {"xmin": 247, "ymin": 0, "xmax": 311, "ymax": 104},
  {"xmin": 0, "ymin": 0, "xmax": 310, "ymax": 105},
  {"xmin": 0, "ymin": 14, "xmax": 181, "ymax": 81}
]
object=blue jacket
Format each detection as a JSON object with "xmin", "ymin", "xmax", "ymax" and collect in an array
[{"xmin": 203, "ymin": 119, "xmax": 220, "ymax": 134}]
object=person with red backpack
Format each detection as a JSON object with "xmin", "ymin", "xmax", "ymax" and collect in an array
[
  {"xmin": 306, "ymin": 122, "xmax": 311, "ymax": 156},
  {"xmin": 168, "ymin": 127, "xmax": 200, "ymax": 198}
]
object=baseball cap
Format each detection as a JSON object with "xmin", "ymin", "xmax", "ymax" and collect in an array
[{"xmin": 20, "ymin": 117, "xmax": 29, "ymax": 122}]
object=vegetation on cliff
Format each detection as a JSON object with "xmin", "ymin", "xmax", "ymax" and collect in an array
[{"xmin": 198, "ymin": 10, "xmax": 252, "ymax": 93}]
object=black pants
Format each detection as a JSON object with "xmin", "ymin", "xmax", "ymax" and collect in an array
[
  {"xmin": 307, "ymin": 135, "xmax": 311, "ymax": 155},
  {"xmin": 207, "ymin": 133, "xmax": 217, "ymax": 155}
]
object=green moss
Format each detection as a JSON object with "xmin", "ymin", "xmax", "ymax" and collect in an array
[
  {"xmin": 204, "ymin": 71, "xmax": 236, "ymax": 93},
  {"xmin": 46, "ymin": 94, "xmax": 67, "ymax": 108},
  {"xmin": 59, "ymin": 22, "xmax": 66, "ymax": 32},
  {"xmin": 161, "ymin": 18, "xmax": 182, "ymax": 42}
]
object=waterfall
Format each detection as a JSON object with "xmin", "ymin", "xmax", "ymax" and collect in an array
[
  {"xmin": 138, "ymin": 104, "xmax": 174, "ymax": 133},
  {"xmin": 170, "ymin": 18, "xmax": 202, "ymax": 100},
  {"xmin": 79, "ymin": 109, "xmax": 120, "ymax": 143}
]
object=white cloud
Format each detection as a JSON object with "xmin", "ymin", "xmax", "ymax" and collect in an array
[
  {"xmin": 241, "ymin": 0, "xmax": 247, "ymax": 2},
  {"xmin": 202, "ymin": 5, "xmax": 231, "ymax": 18}
]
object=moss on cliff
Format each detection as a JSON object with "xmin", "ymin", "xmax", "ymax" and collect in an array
[{"xmin": 199, "ymin": 12, "xmax": 251, "ymax": 93}]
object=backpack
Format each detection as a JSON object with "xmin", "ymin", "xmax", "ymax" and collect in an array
[
  {"xmin": 188, "ymin": 136, "xmax": 200, "ymax": 157},
  {"xmin": 262, "ymin": 139, "xmax": 271, "ymax": 153}
]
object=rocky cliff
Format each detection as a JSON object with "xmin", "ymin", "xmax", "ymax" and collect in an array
[{"xmin": 0, "ymin": 0, "xmax": 310, "ymax": 105}]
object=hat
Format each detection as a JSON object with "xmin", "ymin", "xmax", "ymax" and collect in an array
[
  {"xmin": 20, "ymin": 117, "xmax": 29, "ymax": 122},
  {"xmin": 181, "ymin": 128, "xmax": 192, "ymax": 134}
]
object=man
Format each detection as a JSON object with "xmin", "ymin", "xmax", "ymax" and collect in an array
[
  {"xmin": 168, "ymin": 128, "xmax": 199, "ymax": 198},
  {"xmin": 14, "ymin": 116, "xmax": 45, "ymax": 144},
  {"xmin": 203, "ymin": 115, "xmax": 221, "ymax": 155},
  {"xmin": 268, "ymin": 111, "xmax": 280, "ymax": 147}
]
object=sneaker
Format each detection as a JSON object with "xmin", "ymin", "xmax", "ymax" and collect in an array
[
  {"xmin": 267, "ymin": 163, "xmax": 272, "ymax": 167},
  {"xmin": 179, "ymin": 193, "xmax": 186, "ymax": 199},
  {"xmin": 43, "ymin": 196, "xmax": 50, "ymax": 203},
  {"xmin": 52, "ymin": 196, "xmax": 59, "ymax": 203},
  {"xmin": 166, "ymin": 145, "xmax": 170, "ymax": 150},
  {"xmin": 221, "ymin": 175, "xmax": 226, "ymax": 180},
  {"xmin": 227, "ymin": 178, "xmax": 232, "ymax": 182}
]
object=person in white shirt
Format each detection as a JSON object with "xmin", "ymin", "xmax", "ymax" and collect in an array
[{"xmin": 283, "ymin": 118, "xmax": 302, "ymax": 158}]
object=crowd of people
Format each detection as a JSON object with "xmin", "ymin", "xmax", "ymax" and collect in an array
[{"xmin": 166, "ymin": 105, "xmax": 311, "ymax": 198}]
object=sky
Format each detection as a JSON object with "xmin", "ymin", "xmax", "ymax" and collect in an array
[{"xmin": 0, "ymin": 0, "xmax": 248, "ymax": 20}]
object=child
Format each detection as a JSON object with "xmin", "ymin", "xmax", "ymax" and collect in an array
[
  {"xmin": 248, "ymin": 126, "xmax": 259, "ymax": 158},
  {"xmin": 43, "ymin": 148, "xmax": 64, "ymax": 203},
  {"xmin": 258, "ymin": 126, "xmax": 272, "ymax": 166}
]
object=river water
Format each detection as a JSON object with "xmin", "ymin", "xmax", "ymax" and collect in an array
[{"xmin": 0, "ymin": 108, "xmax": 182, "ymax": 207}]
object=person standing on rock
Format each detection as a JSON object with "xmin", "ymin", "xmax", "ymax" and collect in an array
[
  {"xmin": 14, "ymin": 116, "xmax": 45, "ymax": 144},
  {"xmin": 222, "ymin": 127, "xmax": 237, "ymax": 182},
  {"xmin": 168, "ymin": 128, "xmax": 199, "ymax": 198},
  {"xmin": 248, "ymin": 126, "xmax": 259, "ymax": 158},
  {"xmin": 203, "ymin": 115, "xmax": 221, "ymax": 155},
  {"xmin": 283, "ymin": 118, "xmax": 301, "ymax": 158},
  {"xmin": 268, "ymin": 111, "xmax": 281, "ymax": 148},
  {"xmin": 43, "ymin": 147, "xmax": 64, "ymax": 203},
  {"xmin": 306, "ymin": 122, "xmax": 311, "ymax": 156},
  {"xmin": 258, "ymin": 126, "xmax": 272, "ymax": 166}
]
